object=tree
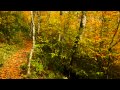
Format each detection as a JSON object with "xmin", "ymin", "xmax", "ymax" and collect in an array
[
  {"xmin": 27, "ymin": 11, "xmax": 36, "ymax": 76},
  {"xmin": 68, "ymin": 11, "xmax": 86, "ymax": 78},
  {"xmin": 58, "ymin": 11, "xmax": 63, "ymax": 41},
  {"xmin": 37, "ymin": 11, "xmax": 41, "ymax": 35}
]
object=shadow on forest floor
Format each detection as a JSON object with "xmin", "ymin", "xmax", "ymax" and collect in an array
[{"xmin": 109, "ymin": 60, "xmax": 120, "ymax": 79}]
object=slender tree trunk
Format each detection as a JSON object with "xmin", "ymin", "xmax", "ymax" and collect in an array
[
  {"xmin": 58, "ymin": 11, "xmax": 63, "ymax": 42},
  {"xmin": 70, "ymin": 11, "xmax": 86, "ymax": 65},
  {"xmin": 37, "ymin": 11, "xmax": 41, "ymax": 34},
  {"xmin": 69, "ymin": 11, "xmax": 86, "ymax": 78},
  {"xmin": 27, "ymin": 11, "xmax": 35, "ymax": 76}
]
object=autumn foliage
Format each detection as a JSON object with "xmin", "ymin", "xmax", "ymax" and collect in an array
[{"xmin": 0, "ymin": 11, "xmax": 120, "ymax": 79}]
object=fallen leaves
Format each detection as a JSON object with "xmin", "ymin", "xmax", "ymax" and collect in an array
[{"xmin": 0, "ymin": 40, "xmax": 32, "ymax": 79}]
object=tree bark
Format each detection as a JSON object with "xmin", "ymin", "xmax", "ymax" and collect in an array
[
  {"xmin": 71, "ymin": 11, "xmax": 86, "ymax": 59},
  {"xmin": 27, "ymin": 11, "xmax": 35, "ymax": 76},
  {"xmin": 69, "ymin": 11, "xmax": 86, "ymax": 78},
  {"xmin": 37, "ymin": 11, "xmax": 41, "ymax": 34},
  {"xmin": 58, "ymin": 11, "xmax": 63, "ymax": 42}
]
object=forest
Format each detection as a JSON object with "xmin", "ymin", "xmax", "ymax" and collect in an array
[{"xmin": 0, "ymin": 11, "xmax": 120, "ymax": 79}]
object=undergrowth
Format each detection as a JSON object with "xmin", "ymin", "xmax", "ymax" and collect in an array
[{"xmin": 20, "ymin": 60, "xmax": 67, "ymax": 79}]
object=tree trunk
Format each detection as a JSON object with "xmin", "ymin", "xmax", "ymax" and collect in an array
[
  {"xmin": 69, "ymin": 11, "xmax": 86, "ymax": 78},
  {"xmin": 58, "ymin": 11, "xmax": 63, "ymax": 42},
  {"xmin": 27, "ymin": 11, "xmax": 35, "ymax": 76},
  {"xmin": 70, "ymin": 11, "xmax": 86, "ymax": 64},
  {"xmin": 37, "ymin": 11, "xmax": 41, "ymax": 34}
]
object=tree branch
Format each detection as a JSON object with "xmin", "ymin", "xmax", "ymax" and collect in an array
[
  {"xmin": 109, "ymin": 11, "xmax": 120, "ymax": 47},
  {"xmin": 108, "ymin": 38, "xmax": 120, "ymax": 51}
]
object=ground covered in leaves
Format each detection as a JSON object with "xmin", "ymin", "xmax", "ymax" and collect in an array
[{"xmin": 0, "ymin": 40, "xmax": 32, "ymax": 79}]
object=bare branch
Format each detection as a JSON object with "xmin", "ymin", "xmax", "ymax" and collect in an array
[
  {"xmin": 108, "ymin": 38, "xmax": 120, "ymax": 51},
  {"xmin": 109, "ymin": 11, "xmax": 120, "ymax": 46}
]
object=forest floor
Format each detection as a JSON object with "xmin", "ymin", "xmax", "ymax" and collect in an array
[
  {"xmin": 0, "ymin": 39, "xmax": 120, "ymax": 79},
  {"xmin": 0, "ymin": 40, "xmax": 32, "ymax": 79},
  {"xmin": 109, "ymin": 60, "xmax": 120, "ymax": 78}
]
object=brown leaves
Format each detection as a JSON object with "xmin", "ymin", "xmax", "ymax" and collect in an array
[{"xmin": 0, "ymin": 40, "xmax": 32, "ymax": 79}]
